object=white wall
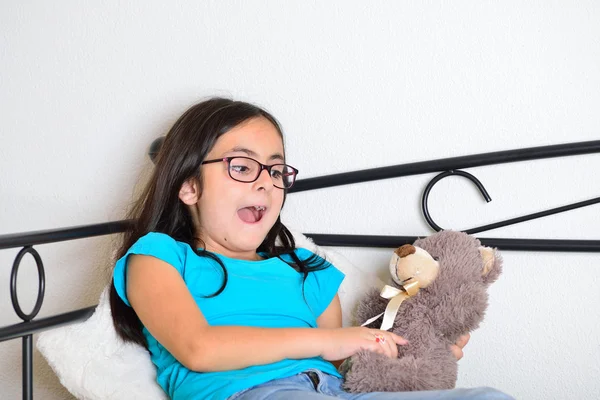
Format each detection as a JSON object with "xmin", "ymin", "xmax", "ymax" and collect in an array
[{"xmin": 2, "ymin": 1, "xmax": 599, "ymax": 399}]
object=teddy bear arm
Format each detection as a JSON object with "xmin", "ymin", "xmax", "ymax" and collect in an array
[
  {"xmin": 354, "ymin": 287, "xmax": 389, "ymax": 327},
  {"xmin": 428, "ymin": 284, "xmax": 488, "ymax": 338}
]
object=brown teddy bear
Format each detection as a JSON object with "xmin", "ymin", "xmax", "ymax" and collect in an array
[{"xmin": 340, "ymin": 230, "xmax": 502, "ymax": 392}]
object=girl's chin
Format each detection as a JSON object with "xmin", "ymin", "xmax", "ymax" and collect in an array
[
  {"xmin": 233, "ymin": 235, "xmax": 272, "ymax": 253},
  {"xmin": 232, "ymin": 215, "xmax": 278, "ymax": 247},
  {"xmin": 233, "ymin": 223, "xmax": 273, "ymax": 240}
]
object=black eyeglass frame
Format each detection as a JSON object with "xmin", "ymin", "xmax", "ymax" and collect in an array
[{"xmin": 201, "ymin": 156, "xmax": 299, "ymax": 189}]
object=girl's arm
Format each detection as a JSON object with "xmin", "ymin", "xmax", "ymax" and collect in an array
[
  {"xmin": 126, "ymin": 255, "xmax": 406, "ymax": 372},
  {"xmin": 315, "ymin": 293, "xmax": 345, "ymax": 368},
  {"xmin": 316, "ymin": 294, "xmax": 342, "ymax": 329}
]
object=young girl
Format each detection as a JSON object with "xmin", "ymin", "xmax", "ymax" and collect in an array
[{"xmin": 109, "ymin": 98, "xmax": 513, "ymax": 400}]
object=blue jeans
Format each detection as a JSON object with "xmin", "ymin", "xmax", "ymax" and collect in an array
[{"xmin": 229, "ymin": 369, "xmax": 515, "ymax": 400}]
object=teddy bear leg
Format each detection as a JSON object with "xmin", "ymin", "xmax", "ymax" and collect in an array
[{"xmin": 341, "ymin": 346, "xmax": 458, "ymax": 393}]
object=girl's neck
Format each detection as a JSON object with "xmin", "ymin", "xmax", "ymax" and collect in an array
[
  {"xmin": 214, "ymin": 249, "xmax": 264, "ymax": 262},
  {"xmin": 196, "ymin": 238, "xmax": 263, "ymax": 261}
]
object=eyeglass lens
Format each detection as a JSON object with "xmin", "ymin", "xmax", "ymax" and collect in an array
[{"xmin": 229, "ymin": 157, "xmax": 295, "ymax": 188}]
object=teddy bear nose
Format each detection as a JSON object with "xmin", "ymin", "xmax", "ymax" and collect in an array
[{"xmin": 395, "ymin": 244, "xmax": 416, "ymax": 258}]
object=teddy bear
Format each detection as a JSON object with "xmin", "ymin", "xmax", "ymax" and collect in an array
[{"xmin": 339, "ymin": 230, "xmax": 502, "ymax": 392}]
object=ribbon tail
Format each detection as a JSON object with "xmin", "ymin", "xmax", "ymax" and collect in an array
[
  {"xmin": 380, "ymin": 293, "xmax": 408, "ymax": 331},
  {"xmin": 361, "ymin": 312, "xmax": 384, "ymax": 327}
]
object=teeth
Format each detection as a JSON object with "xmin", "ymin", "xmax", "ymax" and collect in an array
[{"xmin": 253, "ymin": 206, "xmax": 265, "ymax": 211}]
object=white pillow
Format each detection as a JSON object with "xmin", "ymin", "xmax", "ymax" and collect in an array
[
  {"xmin": 37, "ymin": 231, "xmax": 383, "ymax": 400},
  {"xmin": 289, "ymin": 230, "xmax": 385, "ymax": 327},
  {"xmin": 37, "ymin": 286, "xmax": 168, "ymax": 400}
]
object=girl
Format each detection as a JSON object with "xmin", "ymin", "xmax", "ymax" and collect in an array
[{"xmin": 109, "ymin": 98, "xmax": 513, "ymax": 400}]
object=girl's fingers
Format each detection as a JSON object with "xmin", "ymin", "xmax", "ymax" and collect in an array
[
  {"xmin": 450, "ymin": 344, "xmax": 464, "ymax": 360},
  {"xmin": 372, "ymin": 333, "xmax": 388, "ymax": 354},
  {"xmin": 385, "ymin": 333, "xmax": 398, "ymax": 358},
  {"xmin": 390, "ymin": 333, "xmax": 409, "ymax": 346},
  {"xmin": 456, "ymin": 333, "xmax": 470, "ymax": 349},
  {"xmin": 372, "ymin": 331, "xmax": 400, "ymax": 359},
  {"xmin": 366, "ymin": 333, "xmax": 390, "ymax": 358},
  {"xmin": 360, "ymin": 328, "xmax": 408, "ymax": 358},
  {"xmin": 451, "ymin": 334, "xmax": 469, "ymax": 360},
  {"xmin": 368, "ymin": 329, "xmax": 408, "ymax": 346},
  {"xmin": 379, "ymin": 340, "xmax": 393, "ymax": 358},
  {"xmin": 370, "ymin": 341, "xmax": 385, "ymax": 355},
  {"xmin": 376, "ymin": 332, "xmax": 397, "ymax": 359}
]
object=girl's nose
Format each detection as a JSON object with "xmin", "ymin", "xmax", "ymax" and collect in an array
[{"xmin": 254, "ymin": 168, "xmax": 274, "ymax": 190}]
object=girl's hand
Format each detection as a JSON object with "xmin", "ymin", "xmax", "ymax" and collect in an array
[
  {"xmin": 319, "ymin": 327, "xmax": 408, "ymax": 361},
  {"xmin": 449, "ymin": 333, "xmax": 470, "ymax": 360}
]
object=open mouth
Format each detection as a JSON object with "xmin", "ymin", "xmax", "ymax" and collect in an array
[{"xmin": 237, "ymin": 205, "xmax": 267, "ymax": 224}]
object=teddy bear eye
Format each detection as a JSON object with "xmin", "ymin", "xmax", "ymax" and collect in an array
[{"xmin": 432, "ymin": 256, "xmax": 440, "ymax": 261}]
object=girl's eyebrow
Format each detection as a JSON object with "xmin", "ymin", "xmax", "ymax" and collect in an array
[{"xmin": 224, "ymin": 146, "xmax": 284, "ymax": 161}]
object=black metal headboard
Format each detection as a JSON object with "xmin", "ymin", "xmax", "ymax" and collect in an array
[{"xmin": 1, "ymin": 139, "xmax": 599, "ymax": 400}]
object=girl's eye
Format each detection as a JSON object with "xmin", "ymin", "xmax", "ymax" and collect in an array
[
  {"xmin": 231, "ymin": 165, "xmax": 251, "ymax": 175},
  {"xmin": 270, "ymin": 170, "xmax": 283, "ymax": 179}
]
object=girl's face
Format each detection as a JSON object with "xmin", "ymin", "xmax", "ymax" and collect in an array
[{"xmin": 192, "ymin": 117, "xmax": 286, "ymax": 260}]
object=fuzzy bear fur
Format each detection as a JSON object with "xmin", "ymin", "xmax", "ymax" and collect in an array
[{"xmin": 341, "ymin": 230, "xmax": 502, "ymax": 392}]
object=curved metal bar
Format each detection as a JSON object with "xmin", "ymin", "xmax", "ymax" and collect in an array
[
  {"xmin": 421, "ymin": 170, "xmax": 492, "ymax": 232},
  {"xmin": 10, "ymin": 246, "xmax": 45, "ymax": 322},
  {"xmin": 421, "ymin": 170, "xmax": 600, "ymax": 235},
  {"xmin": 463, "ymin": 196, "xmax": 600, "ymax": 235}
]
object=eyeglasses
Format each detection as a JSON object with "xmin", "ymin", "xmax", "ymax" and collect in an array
[{"xmin": 201, "ymin": 156, "xmax": 299, "ymax": 189}]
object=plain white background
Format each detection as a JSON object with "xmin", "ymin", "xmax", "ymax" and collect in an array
[{"xmin": 1, "ymin": 1, "xmax": 599, "ymax": 399}]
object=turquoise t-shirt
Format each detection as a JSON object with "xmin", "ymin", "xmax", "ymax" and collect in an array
[{"xmin": 113, "ymin": 232, "xmax": 345, "ymax": 400}]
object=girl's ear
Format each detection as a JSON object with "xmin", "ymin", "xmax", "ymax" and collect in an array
[{"xmin": 178, "ymin": 178, "xmax": 201, "ymax": 205}]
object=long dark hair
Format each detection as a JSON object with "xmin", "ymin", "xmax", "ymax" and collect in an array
[{"xmin": 110, "ymin": 98, "xmax": 326, "ymax": 347}]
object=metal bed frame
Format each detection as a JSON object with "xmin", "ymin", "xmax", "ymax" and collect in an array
[{"xmin": 1, "ymin": 139, "xmax": 599, "ymax": 399}]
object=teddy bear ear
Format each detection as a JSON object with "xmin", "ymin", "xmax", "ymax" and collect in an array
[{"xmin": 479, "ymin": 246, "xmax": 502, "ymax": 284}]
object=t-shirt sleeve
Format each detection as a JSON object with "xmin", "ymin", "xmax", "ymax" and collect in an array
[
  {"xmin": 299, "ymin": 248, "xmax": 346, "ymax": 319},
  {"xmin": 112, "ymin": 232, "xmax": 186, "ymax": 307}
]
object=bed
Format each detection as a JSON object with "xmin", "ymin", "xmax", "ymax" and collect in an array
[{"xmin": 2, "ymin": 139, "xmax": 599, "ymax": 400}]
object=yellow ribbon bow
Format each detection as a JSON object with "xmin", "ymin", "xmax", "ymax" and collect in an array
[{"xmin": 360, "ymin": 278, "xmax": 421, "ymax": 331}]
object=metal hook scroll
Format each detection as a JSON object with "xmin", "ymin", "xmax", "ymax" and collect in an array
[
  {"xmin": 422, "ymin": 169, "xmax": 600, "ymax": 235},
  {"xmin": 421, "ymin": 170, "xmax": 491, "ymax": 232}
]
